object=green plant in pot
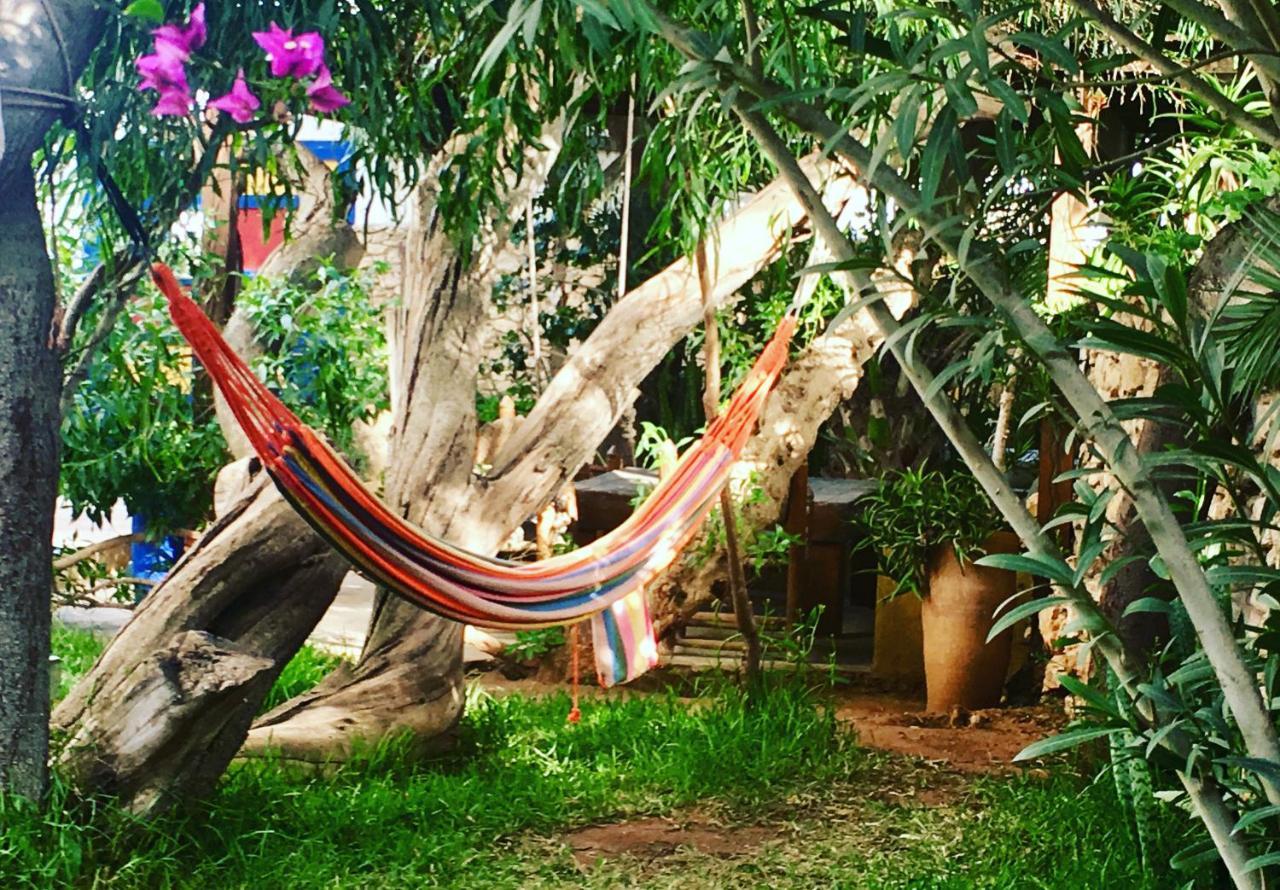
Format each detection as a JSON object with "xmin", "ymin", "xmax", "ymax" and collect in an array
[{"xmin": 858, "ymin": 466, "xmax": 1018, "ymax": 712}]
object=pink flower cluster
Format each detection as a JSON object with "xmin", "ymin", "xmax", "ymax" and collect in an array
[
  {"xmin": 135, "ymin": 4, "xmax": 349, "ymax": 122},
  {"xmin": 250, "ymin": 23, "xmax": 349, "ymax": 113},
  {"xmin": 135, "ymin": 2, "xmax": 206, "ymax": 117}
]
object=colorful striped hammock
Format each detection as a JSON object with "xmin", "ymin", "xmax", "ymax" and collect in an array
[{"xmin": 151, "ymin": 263, "xmax": 795, "ymax": 684}]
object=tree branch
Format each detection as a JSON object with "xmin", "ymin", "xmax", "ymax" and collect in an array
[
  {"xmin": 730, "ymin": 93, "xmax": 1266, "ymax": 887},
  {"xmin": 484, "ymin": 153, "xmax": 859, "ymax": 525},
  {"xmin": 1160, "ymin": 0, "xmax": 1280, "ymax": 84},
  {"xmin": 58, "ymin": 264, "xmax": 146, "ymax": 417},
  {"xmin": 645, "ymin": 4, "xmax": 1280, "ymax": 821}
]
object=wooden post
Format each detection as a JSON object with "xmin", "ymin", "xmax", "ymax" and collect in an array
[{"xmin": 783, "ymin": 463, "xmax": 809, "ymax": 627}]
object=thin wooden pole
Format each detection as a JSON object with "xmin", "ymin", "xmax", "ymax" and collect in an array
[
  {"xmin": 526, "ymin": 199, "xmax": 541, "ymax": 384},
  {"xmin": 616, "ymin": 78, "xmax": 639, "ymax": 461},
  {"xmin": 696, "ymin": 239, "xmax": 762, "ymax": 687},
  {"xmin": 618, "ymin": 78, "xmax": 636, "ymax": 299}
]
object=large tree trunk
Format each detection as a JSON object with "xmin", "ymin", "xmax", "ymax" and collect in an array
[
  {"xmin": 0, "ymin": 0, "xmax": 105, "ymax": 800},
  {"xmin": 53, "ymin": 155, "xmax": 363, "ymax": 805},
  {"xmin": 0, "ymin": 164, "xmax": 61, "ymax": 800},
  {"xmin": 245, "ymin": 167, "xmax": 498, "ymax": 760},
  {"xmin": 51, "ymin": 467, "xmax": 349, "ymax": 813},
  {"xmin": 54, "ymin": 119, "xmax": 855, "ymax": 793},
  {"xmin": 243, "ymin": 150, "xmax": 860, "ymax": 762}
]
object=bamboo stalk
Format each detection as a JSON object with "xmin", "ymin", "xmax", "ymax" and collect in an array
[
  {"xmin": 675, "ymin": 35, "xmax": 1280, "ymax": 808},
  {"xmin": 728, "ymin": 97, "xmax": 1265, "ymax": 889}
]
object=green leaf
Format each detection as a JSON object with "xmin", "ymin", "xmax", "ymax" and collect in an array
[
  {"xmin": 1233, "ymin": 804, "xmax": 1280, "ymax": 834},
  {"xmin": 1011, "ymin": 31, "xmax": 1079, "ymax": 73},
  {"xmin": 1098, "ymin": 554, "xmax": 1145, "ymax": 587},
  {"xmin": 1245, "ymin": 852, "xmax": 1280, "ymax": 873},
  {"xmin": 123, "ymin": 0, "xmax": 165, "ymax": 22},
  {"xmin": 988, "ymin": 595, "xmax": 1070, "ymax": 640},
  {"xmin": 1122, "ymin": 597, "xmax": 1172, "ymax": 617},
  {"xmin": 1147, "ymin": 254, "xmax": 1188, "ymax": 333},
  {"xmin": 1221, "ymin": 756, "xmax": 1280, "ymax": 785},
  {"xmin": 918, "ymin": 105, "xmax": 957, "ymax": 203},
  {"xmin": 1207, "ymin": 565, "xmax": 1280, "ymax": 588},
  {"xmin": 895, "ymin": 88, "xmax": 920, "ymax": 159},
  {"xmin": 1014, "ymin": 725, "xmax": 1116, "ymax": 761},
  {"xmin": 1056, "ymin": 674, "xmax": 1120, "ymax": 718},
  {"xmin": 985, "ymin": 78, "xmax": 1027, "ymax": 123},
  {"xmin": 1077, "ymin": 320, "xmax": 1187, "ymax": 366},
  {"xmin": 976, "ymin": 552, "xmax": 1075, "ymax": 587},
  {"xmin": 1170, "ymin": 838, "xmax": 1221, "ymax": 871},
  {"xmin": 943, "ymin": 76, "xmax": 978, "ymax": 119}
]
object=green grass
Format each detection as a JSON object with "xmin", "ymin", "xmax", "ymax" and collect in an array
[
  {"xmin": 1, "ymin": 631, "xmax": 1206, "ymax": 888},
  {"xmin": 50, "ymin": 625, "xmax": 110, "ymax": 702},
  {"xmin": 258, "ymin": 644, "xmax": 347, "ymax": 713}
]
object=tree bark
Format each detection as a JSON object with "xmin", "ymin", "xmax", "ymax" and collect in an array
[
  {"xmin": 0, "ymin": 163, "xmax": 60, "ymax": 801},
  {"xmin": 243, "ymin": 147, "xmax": 860, "ymax": 761},
  {"xmin": 55, "ymin": 124, "xmax": 857, "ymax": 790},
  {"xmin": 653, "ymin": 257, "xmax": 918, "ymax": 635},
  {"xmin": 0, "ymin": 0, "xmax": 106, "ymax": 800},
  {"xmin": 53, "ymin": 153, "xmax": 365, "ymax": 806},
  {"xmin": 51, "ymin": 467, "xmax": 349, "ymax": 812}
]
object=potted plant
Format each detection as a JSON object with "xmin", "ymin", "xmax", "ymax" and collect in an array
[{"xmin": 858, "ymin": 466, "xmax": 1018, "ymax": 712}]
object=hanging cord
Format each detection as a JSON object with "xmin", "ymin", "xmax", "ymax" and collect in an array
[
  {"xmin": 17, "ymin": 0, "xmax": 157, "ymax": 266},
  {"xmin": 615, "ymin": 76, "xmax": 640, "ymax": 459},
  {"xmin": 525, "ymin": 199, "xmax": 541, "ymax": 385},
  {"xmin": 90, "ymin": 145, "xmax": 157, "ymax": 265},
  {"xmin": 566, "ymin": 622, "xmax": 582, "ymax": 724},
  {"xmin": 0, "ymin": 0, "xmax": 156, "ymax": 272},
  {"xmin": 617, "ymin": 76, "xmax": 636, "ymax": 299}
]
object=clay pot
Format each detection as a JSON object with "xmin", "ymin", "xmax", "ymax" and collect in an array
[{"xmin": 920, "ymin": 531, "xmax": 1019, "ymax": 712}]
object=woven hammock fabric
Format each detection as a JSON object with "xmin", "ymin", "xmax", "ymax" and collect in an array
[{"xmin": 151, "ymin": 263, "xmax": 794, "ymax": 643}]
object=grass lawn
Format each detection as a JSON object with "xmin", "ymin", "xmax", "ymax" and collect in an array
[{"xmin": 0, "ymin": 629, "xmax": 1207, "ymax": 888}]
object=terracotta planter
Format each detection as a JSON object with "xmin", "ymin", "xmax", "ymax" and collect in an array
[{"xmin": 920, "ymin": 531, "xmax": 1019, "ymax": 712}]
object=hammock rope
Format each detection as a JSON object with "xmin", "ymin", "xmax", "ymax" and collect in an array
[{"xmin": 149, "ymin": 262, "xmax": 797, "ymax": 637}]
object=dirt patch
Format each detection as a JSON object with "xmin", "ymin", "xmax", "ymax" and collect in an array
[
  {"xmin": 834, "ymin": 690, "xmax": 1065, "ymax": 773},
  {"xmin": 566, "ymin": 811, "xmax": 775, "ymax": 866}
]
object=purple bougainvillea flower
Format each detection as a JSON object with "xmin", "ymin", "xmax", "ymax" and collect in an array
[
  {"xmin": 306, "ymin": 66, "xmax": 349, "ymax": 113},
  {"xmin": 136, "ymin": 50, "xmax": 188, "ymax": 95},
  {"xmin": 209, "ymin": 69, "xmax": 261, "ymax": 123},
  {"xmin": 252, "ymin": 23, "xmax": 325, "ymax": 78},
  {"xmin": 152, "ymin": 2, "xmax": 207, "ymax": 60},
  {"xmin": 150, "ymin": 89, "xmax": 193, "ymax": 117}
]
